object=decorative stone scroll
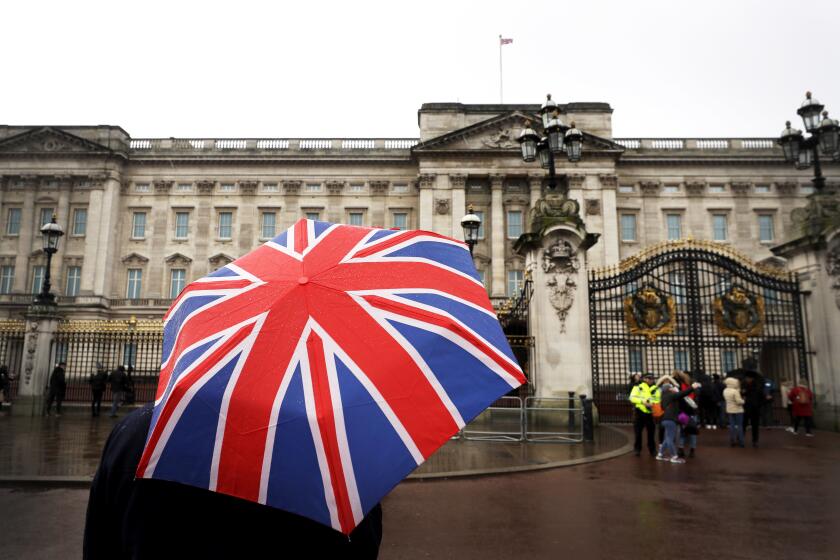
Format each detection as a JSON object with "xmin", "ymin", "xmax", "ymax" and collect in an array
[
  {"xmin": 282, "ymin": 180, "xmax": 301, "ymax": 195},
  {"xmin": 369, "ymin": 180, "xmax": 389, "ymax": 195},
  {"xmin": 154, "ymin": 180, "xmax": 173, "ymax": 194},
  {"xmin": 449, "ymin": 174, "xmax": 467, "ymax": 189},
  {"xmin": 197, "ymin": 180, "xmax": 216, "ymax": 195},
  {"xmin": 713, "ymin": 285, "xmax": 765, "ymax": 344},
  {"xmin": 542, "ymin": 240, "xmax": 580, "ymax": 333},
  {"xmin": 639, "ymin": 181, "xmax": 660, "ymax": 196},
  {"xmin": 326, "ymin": 181, "xmax": 345, "ymax": 196},
  {"xmin": 239, "ymin": 181, "xmax": 258, "ymax": 196},
  {"xmin": 685, "ymin": 181, "xmax": 706, "ymax": 197},
  {"xmin": 731, "ymin": 182, "xmax": 751, "ymax": 196},
  {"xmin": 417, "ymin": 174, "xmax": 436, "ymax": 190},
  {"xmin": 598, "ymin": 174, "xmax": 618, "ymax": 189},
  {"xmin": 776, "ymin": 181, "xmax": 798, "ymax": 196}
]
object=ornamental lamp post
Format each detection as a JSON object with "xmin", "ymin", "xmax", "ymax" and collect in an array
[
  {"xmin": 460, "ymin": 204, "xmax": 482, "ymax": 256},
  {"xmin": 778, "ymin": 91, "xmax": 840, "ymax": 191},
  {"xmin": 518, "ymin": 94, "xmax": 585, "ymax": 191},
  {"xmin": 35, "ymin": 215, "xmax": 64, "ymax": 305}
]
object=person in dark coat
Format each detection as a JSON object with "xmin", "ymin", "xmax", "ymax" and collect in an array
[
  {"xmin": 728, "ymin": 357, "xmax": 768, "ymax": 447},
  {"xmin": 45, "ymin": 361, "xmax": 67, "ymax": 416},
  {"xmin": 83, "ymin": 404, "xmax": 383, "ymax": 559},
  {"xmin": 712, "ymin": 373, "xmax": 726, "ymax": 428},
  {"xmin": 108, "ymin": 366, "xmax": 127, "ymax": 418},
  {"xmin": 89, "ymin": 363, "xmax": 108, "ymax": 417},
  {"xmin": 0, "ymin": 364, "xmax": 11, "ymax": 411}
]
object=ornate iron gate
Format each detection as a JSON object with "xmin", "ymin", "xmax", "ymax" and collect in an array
[{"xmin": 589, "ymin": 240, "xmax": 809, "ymax": 423}]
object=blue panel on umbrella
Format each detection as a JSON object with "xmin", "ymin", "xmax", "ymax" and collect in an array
[
  {"xmin": 383, "ymin": 242, "xmax": 480, "ymax": 281},
  {"xmin": 394, "ymin": 292, "xmax": 515, "ymax": 362},
  {"xmin": 367, "ymin": 229, "xmax": 400, "ymax": 243},
  {"xmin": 312, "ymin": 221, "xmax": 332, "ymax": 238},
  {"xmin": 152, "ymin": 351, "xmax": 240, "ymax": 488},
  {"xmin": 333, "ymin": 356, "xmax": 417, "ymax": 515},
  {"xmin": 270, "ymin": 230, "xmax": 288, "ymax": 246},
  {"xmin": 207, "ymin": 266, "xmax": 237, "ymax": 278},
  {"xmin": 163, "ymin": 295, "xmax": 224, "ymax": 361},
  {"xmin": 388, "ymin": 320, "xmax": 514, "ymax": 424},
  {"xmin": 266, "ymin": 365, "xmax": 332, "ymax": 528}
]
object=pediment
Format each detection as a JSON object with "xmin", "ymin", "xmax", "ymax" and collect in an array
[
  {"xmin": 208, "ymin": 253, "xmax": 235, "ymax": 266},
  {"xmin": 414, "ymin": 111, "xmax": 626, "ymax": 154},
  {"xmin": 0, "ymin": 127, "xmax": 113, "ymax": 155},
  {"xmin": 165, "ymin": 252, "xmax": 193, "ymax": 265},
  {"xmin": 121, "ymin": 252, "xmax": 149, "ymax": 264}
]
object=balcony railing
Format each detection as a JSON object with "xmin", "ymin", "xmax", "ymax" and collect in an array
[
  {"xmin": 128, "ymin": 138, "xmax": 420, "ymax": 153},
  {"xmin": 613, "ymin": 138, "xmax": 779, "ymax": 152}
]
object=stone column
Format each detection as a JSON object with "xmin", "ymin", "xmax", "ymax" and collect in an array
[
  {"xmin": 13, "ymin": 306, "xmax": 61, "ymax": 416},
  {"xmin": 774, "ymin": 223, "xmax": 840, "ymax": 431},
  {"xmin": 93, "ymin": 175, "xmax": 123, "ymax": 298},
  {"xmin": 14, "ymin": 180, "xmax": 37, "ymax": 293},
  {"xmin": 528, "ymin": 175, "xmax": 542, "ymax": 230},
  {"xmin": 148, "ymin": 180, "xmax": 173, "ymax": 298},
  {"xmin": 193, "ymin": 180, "xmax": 217, "ymax": 280},
  {"xmin": 418, "ymin": 174, "xmax": 435, "ymax": 231},
  {"xmin": 79, "ymin": 183, "xmax": 103, "ymax": 295},
  {"xmin": 490, "ymin": 174, "xmax": 506, "ymax": 296},
  {"xmin": 52, "ymin": 178, "xmax": 72, "ymax": 293},
  {"xmin": 599, "ymin": 174, "xmax": 620, "ymax": 267},
  {"xmin": 518, "ymin": 222, "xmax": 598, "ymax": 398},
  {"xmin": 369, "ymin": 181, "xmax": 389, "ymax": 228},
  {"xmin": 449, "ymin": 174, "xmax": 467, "ymax": 238}
]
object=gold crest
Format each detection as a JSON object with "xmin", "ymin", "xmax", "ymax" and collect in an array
[
  {"xmin": 624, "ymin": 285, "xmax": 676, "ymax": 342},
  {"xmin": 713, "ymin": 285, "xmax": 765, "ymax": 343}
]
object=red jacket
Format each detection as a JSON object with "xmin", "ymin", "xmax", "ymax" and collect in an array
[{"xmin": 788, "ymin": 386, "xmax": 814, "ymax": 417}]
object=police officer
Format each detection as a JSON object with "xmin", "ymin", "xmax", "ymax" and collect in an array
[{"xmin": 630, "ymin": 372, "xmax": 661, "ymax": 456}]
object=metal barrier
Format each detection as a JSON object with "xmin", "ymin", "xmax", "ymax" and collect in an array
[
  {"xmin": 524, "ymin": 397, "xmax": 584, "ymax": 443},
  {"xmin": 462, "ymin": 396, "xmax": 524, "ymax": 442}
]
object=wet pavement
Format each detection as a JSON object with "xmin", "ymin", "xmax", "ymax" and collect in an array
[
  {"xmin": 1, "ymin": 414, "xmax": 837, "ymax": 559},
  {"xmin": 0, "ymin": 408, "xmax": 629, "ymax": 481}
]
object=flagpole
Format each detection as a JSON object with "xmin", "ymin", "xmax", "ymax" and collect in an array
[{"xmin": 499, "ymin": 35, "xmax": 503, "ymax": 103}]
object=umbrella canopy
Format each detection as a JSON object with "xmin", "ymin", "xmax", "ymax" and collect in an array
[{"xmin": 136, "ymin": 219, "xmax": 526, "ymax": 534}]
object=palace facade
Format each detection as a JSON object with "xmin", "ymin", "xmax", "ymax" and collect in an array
[{"xmin": 0, "ymin": 101, "xmax": 835, "ymax": 320}]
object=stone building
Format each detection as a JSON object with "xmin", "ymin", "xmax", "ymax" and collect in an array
[{"xmin": 0, "ymin": 101, "xmax": 830, "ymax": 320}]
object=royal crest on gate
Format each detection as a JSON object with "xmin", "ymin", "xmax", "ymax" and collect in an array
[
  {"xmin": 624, "ymin": 284, "xmax": 676, "ymax": 341},
  {"xmin": 713, "ymin": 285, "xmax": 765, "ymax": 344}
]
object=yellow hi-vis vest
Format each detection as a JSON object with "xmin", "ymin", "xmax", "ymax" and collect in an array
[{"xmin": 630, "ymin": 382, "xmax": 661, "ymax": 414}]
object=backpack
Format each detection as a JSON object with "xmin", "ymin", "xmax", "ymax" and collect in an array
[
  {"xmin": 651, "ymin": 402, "xmax": 664, "ymax": 419},
  {"xmin": 796, "ymin": 389, "xmax": 811, "ymax": 405}
]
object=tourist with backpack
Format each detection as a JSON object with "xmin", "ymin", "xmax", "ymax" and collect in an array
[{"xmin": 787, "ymin": 379, "xmax": 815, "ymax": 437}]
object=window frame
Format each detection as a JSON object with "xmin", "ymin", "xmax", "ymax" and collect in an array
[
  {"xmin": 126, "ymin": 268, "xmax": 143, "ymax": 299},
  {"xmin": 0, "ymin": 265, "xmax": 14, "ymax": 294},
  {"xmin": 65, "ymin": 266, "xmax": 81, "ymax": 296},
  {"xmin": 131, "ymin": 212, "xmax": 147, "ymax": 239},
  {"xmin": 506, "ymin": 269, "xmax": 524, "ymax": 297},
  {"xmin": 711, "ymin": 213, "xmax": 729, "ymax": 241},
  {"xmin": 506, "ymin": 210, "xmax": 523, "ymax": 239},
  {"xmin": 217, "ymin": 211, "xmax": 234, "ymax": 239},
  {"xmin": 31, "ymin": 265, "xmax": 45, "ymax": 295},
  {"xmin": 174, "ymin": 211, "xmax": 190, "ymax": 239},
  {"xmin": 758, "ymin": 213, "xmax": 775, "ymax": 242},
  {"xmin": 169, "ymin": 268, "xmax": 187, "ymax": 299},
  {"xmin": 6, "ymin": 208, "xmax": 21, "ymax": 236},
  {"xmin": 620, "ymin": 213, "xmax": 637, "ymax": 242},
  {"xmin": 260, "ymin": 211, "xmax": 277, "ymax": 239},
  {"xmin": 665, "ymin": 213, "xmax": 683, "ymax": 240},
  {"xmin": 71, "ymin": 208, "xmax": 88, "ymax": 236},
  {"xmin": 391, "ymin": 211, "xmax": 408, "ymax": 230}
]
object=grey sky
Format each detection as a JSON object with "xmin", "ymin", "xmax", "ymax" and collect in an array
[{"xmin": 1, "ymin": 0, "xmax": 837, "ymax": 139}]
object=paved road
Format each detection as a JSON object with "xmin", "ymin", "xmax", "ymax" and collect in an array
[{"xmin": 2, "ymin": 428, "xmax": 838, "ymax": 559}]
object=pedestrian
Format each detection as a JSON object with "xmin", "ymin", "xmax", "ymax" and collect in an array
[
  {"xmin": 655, "ymin": 373, "xmax": 678, "ymax": 446},
  {"xmin": 629, "ymin": 372, "xmax": 660, "ymax": 457},
  {"xmin": 0, "ymin": 365, "xmax": 11, "ymax": 411},
  {"xmin": 89, "ymin": 363, "xmax": 108, "ymax": 417},
  {"xmin": 84, "ymin": 404, "xmax": 383, "ymax": 558},
  {"xmin": 657, "ymin": 380, "xmax": 702, "ymax": 464},
  {"xmin": 712, "ymin": 373, "xmax": 726, "ymax": 429},
  {"xmin": 729, "ymin": 358, "xmax": 767, "ymax": 447},
  {"xmin": 761, "ymin": 376, "xmax": 776, "ymax": 426},
  {"xmin": 45, "ymin": 361, "xmax": 67, "ymax": 416},
  {"xmin": 780, "ymin": 378, "xmax": 795, "ymax": 433},
  {"xmin": 675, "ymin": 370, "xmax": 700, "ymax": 458},
  {"xmin": 723, "ymin": 376, "xmax": 745, "ymax": 447},
  {"xmin": 696, "ymin": 369, "xmax": 717, "ymax": 429},
  {"xmin": 109, "ymin": 365, "xmax": 127, "ymax": 418},
  {"xmin": 787, "ymin": 379, "xmax": 815, "ymax": 437}
]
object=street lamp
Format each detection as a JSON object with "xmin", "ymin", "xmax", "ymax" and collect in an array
[
  {"xmin": 460, "ymin": 204, "xmax": 481, "ymax": 255},
  {"xmin": 35, "ymin": 216, "xmax": 64, "ymax": 305},
  {"xmin": 778, "ymin": 91, "xmax": 840, "ymax": 191},
  {"xmin": 518, "ymin": 94, "xmax": 585, "ymax": 191}
]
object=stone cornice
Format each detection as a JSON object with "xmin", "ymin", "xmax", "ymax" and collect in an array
[
  {"xmin": 282, "ymin": 180, "xmax": 301, "ymax": 195},
  {"xmin": 731, "ymin": 182, "xmax": 751, "ymax": 196},
  {"xmin": 417, "ymin": 173, "xmax": 436, "ymax": 190},
  {"xmin": 598, "ymin": 174, "xmax": 618, "ymax": 189},
  {"xmin": 639, "ymin": 181, "xmax": 661, "ymax": 196},
  {"xmin": 775, "ymin": 181, "xmax": 797, "ymax": 196},
  {"xmin": 449, "ymin": 174, "xmax": 467, "ymax": 189},
  {"xmin": 685, "ymin": 181, "xmax": 706, "ymax": 197},
  {"xmin": 154, "ymin": 180, "xmax": 173, "ymax": 194},
  {"xmin": 567, "ymin": 174, "xmax": 586, "ymax": 189},
  {"xmin": 369, "ymin": 180, "xmax": 389, "ymax": 195},
  {"xmin": 326, "ymin": 180, "xmax": 345, "ymax": 195},
  {"xmin": 489, "ymin": 174, "xmax": 504, "ymax": 189},
  {"xmin": 239, "ymin": 181, "xmax": 258, "ymax": 195}
]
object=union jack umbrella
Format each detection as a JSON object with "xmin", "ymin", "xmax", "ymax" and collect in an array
[{"xmin": 136, "ymin": 219, "xmax": 526, "ymax": 534}]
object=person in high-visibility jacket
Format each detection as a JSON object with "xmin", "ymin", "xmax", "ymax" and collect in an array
[{"xmin": 630, "ymin": 372, "xmax": 661, "ymax": 456}]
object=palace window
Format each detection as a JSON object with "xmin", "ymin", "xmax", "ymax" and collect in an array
[
  {"xmin": 176, "ymin": 183, "xmax": 193, "ymax": 192},
  {"xmin": 39, "ymin": 208, "xmax": 54, "ymax": 227},
  {"xmin": 348, "ymin": 212, "xmax": 364, "ymax": 226},
  {"xmin": 31, "ymin": 265, "xmax": 45, "ymax": 295},
  {"xmin": 663, "ymin": 184, "xmax": 680, "ymax": 194},
  {"xmin": 755, "ymin": 184, "xmax": 771, "ymax": 193},
  {"xmin": 72, "ymin": 208, "xmax": 87, "ymax": 236},
  {"xmin": 169, "ymin": 268, "xmax": 186, "ymax": 299},
  {"xmin": 261, "ymin": 212, "xmax": 277, "ymax": 238},
  {"xmin": 801, "ymin": 184, "xmax": 814, "ymax": 194},
  {"xmin": 126, "ymin": 269, "xmax": 143, "ymax": 299},
  {"xmin": 674, "ymin": 349, "xmax": 690, "ymax": 371},
  {"xmin": 620, "ymin": 214, "xmax": 637, "ymax": 242},
  {"xmin": 349, "ymin": 184, "xmax": 365, "ymax": 193},
  {"xmin": 132, "ymin": 212, "xmax": 147, "ymax": 239},
  {"xmin": 65, "ymin": 266, "xmax": 81, "ymax": 296},
  {"xmin": 708, "ymin": 184, "xmax": 726, "ymax": 193},
  {"xmin": 666, "ymin": 213, "xmax": 682, "ymax": 240},
  {"xmin": 219, "ymin": 183, "xmax": 236, "ymax": 193},
  {"xmin": 0, "ymin": 266, "xmax": 14, "ymax": 294},
  {"xmin": 217, "ymin": 212, "xmax": 233, "ymax": 239},
  {"xmin": 6, "ymin": 208, "xmax": 21, "ymax": 235},
  {"xmin": 305, "ymin": 211, "xmax": 320, "ymax": 221},
  {"xmin": 669, "ymin": 271, "xmax": 686, "ymax": 304},
  {"xmin": 712, "ymin": 214, "xmax": 728, "ymax": 241},
  {"xmin": 305, "ymin": 183, "xmax": 322, "ymax": 193},
  {"xmin": 474, "ymin": 211, "xmax": 485, "ymax": 239},
  {"xmin": 477, "ymin": 269, "xmax": 486, "ymax": 286},
  {"xmin": 175, "ymin": 212, "xmax": 190, "ymax": 239},
  {"xmin": 262, "ymin": 183, "xmax": 279, "ymax": 193},
  {"xmin": 135, "ymin": 183, "xmax": 150, "ymax": 193},
  {"xmin": 618, "ymin": 185, "xmax": 634, "ymax": 193},
  {"xmin": 392, "ymin": 212, "xmax": 408, "ymax": 230},
  {"xmin": 507, "ymin": 210, "xmax": 522, "ymax": 239},
  {"xmin": 507, "ymin": 270, "xmax": 524, "ymax": 297},
  {"xmin": 758, "ymin": 214, "xmax": 774, "ymax": 242},
  {"xmin": 392, "ymin": 184, "xmax": 409, "ymax": 194}
]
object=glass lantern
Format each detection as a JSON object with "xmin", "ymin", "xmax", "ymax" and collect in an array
[
  {"xmin": 540, "ymin": 94, "xmax": 558, "ymax": 129},
  {"xmin": 40, "ymin": 217, "xmax": 64, "ymax": 252},
  {"xmin": 797, "ymin": 91, "xmax": 825, "ymax": 132},
  {"xmin": 564, "ymin": 123, "xmax": 583, "ymax": 162},
  {"xmin": 546, "ymin": 113, "xmax": 565, "ymax": 152},
  {"xmin": 517, "ymin": 124, "xmax": 540, "ymax": 163},
  {"xmin": 779, "ymin": 121, "xmax": 803, "ymax": 164},
  {"xmin": 817, "ymin": 112, "xmax": 840, "ymax": 156},
  {"xmin": 537, "ymin": 141, "xmax": 552, "ymax": 169},
  {"xmin": 795, "ymin": 146, "xmax": 813, "ymax": 170}
]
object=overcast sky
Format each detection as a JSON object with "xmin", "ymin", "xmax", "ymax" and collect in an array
[{"xmin": 1, "ymin": 0, "xmax": 838, "ymax": 139}]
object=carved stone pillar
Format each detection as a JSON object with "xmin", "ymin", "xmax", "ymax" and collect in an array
[
  {"xmin": 516, "ymin": 222, "xmax": 598, "ymax": 398},
  {"xmin": 13, "ymin": 306, "xmax": 61, "ymax": 416},
  {"xmin": 598, "ymin": 174, "xmax": 619, "ymax": 267},
  {"xmin": 490, "ymin": 174, "xmax": 506, "ymax": 296},
  {"xmin": 369, "ymin": 180, "xmax": 389, "ymax": 228},
  {"xmin": 528, "ymin": 175, "xmax": 543, "ymax": 230},
  {"xmin": 80, "ymin": 180, "xmax": 104, "ymax": 295},
  {"xmin": 93, "ymin": 174, "xmax": 123, "ymax": 298},
  {"xmin": 14, "ymin": 177, "xmax": 37, "ymax": 293},
  {"xmin": 418, "ymin": 174, "xmax": 435, "ymax": 231},
  {"xmin": 449, "ymin": 174, "xmax": 467, "ymax": 238}
]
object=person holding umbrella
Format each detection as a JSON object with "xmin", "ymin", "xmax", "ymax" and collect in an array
[{"xmin": 85, "ymin": 219, "xmax": 526, "ymax": 555}]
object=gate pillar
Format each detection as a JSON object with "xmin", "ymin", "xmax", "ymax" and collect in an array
[
  {"xmin": 773, "ymin": 225, "xmax": 840, "ymax": 431},
  {"xmin": 13, "ymin": 304, "xmax": 61, "ymax": 416},
  {"xmin": 515, "ymin": 197, "xmax": 598, "ymax": 399}
]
